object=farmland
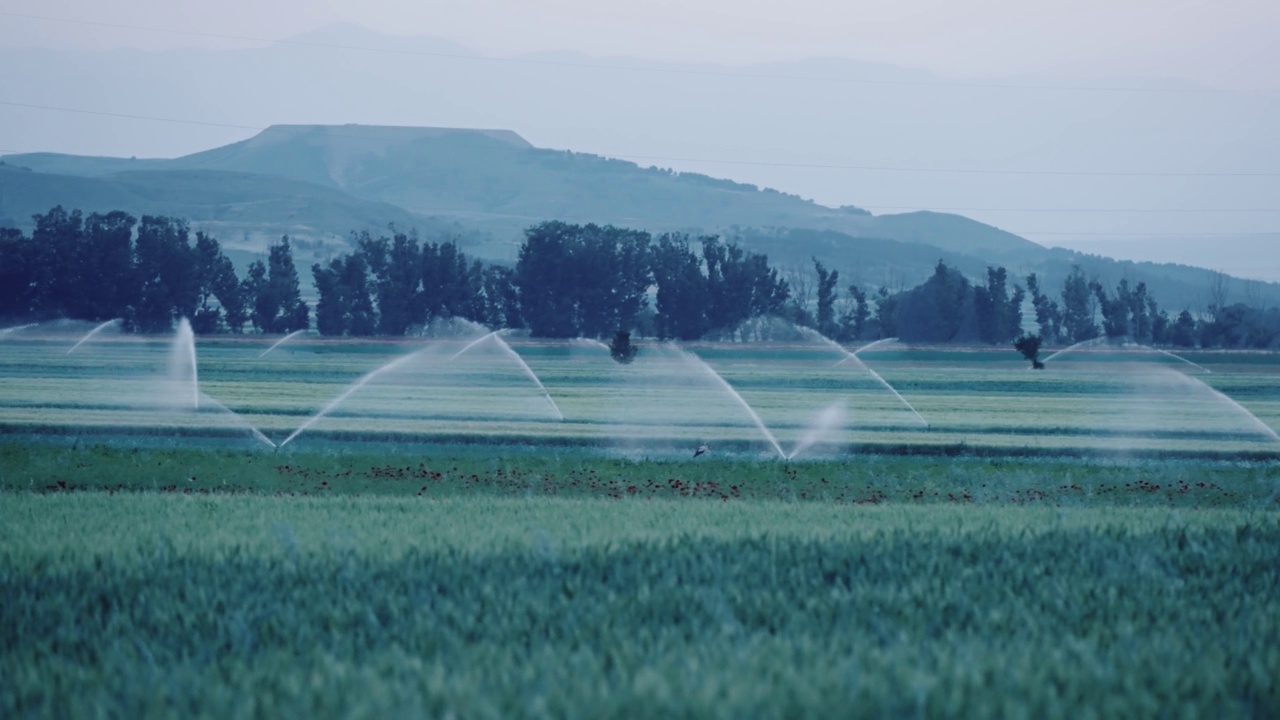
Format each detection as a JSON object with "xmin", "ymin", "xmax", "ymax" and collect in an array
[
  {"xmin": 3, "ymin": 493, "xmax": 1279, "ymax": 717},
  {"xmin": 2, "ymin": 323, "xmax": 1279, "ymax": 717},
  {"xmin": 0, "ymin": 323, "xmax": 1278, "ymax": 456}
]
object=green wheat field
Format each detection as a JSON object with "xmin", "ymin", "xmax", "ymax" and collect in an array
[{"xmin": 2, "ymin": 324, "xmax": 1278, "ymax": 717}]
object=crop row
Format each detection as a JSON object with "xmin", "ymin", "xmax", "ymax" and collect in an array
[
  {"xmin": 3, "ymin": 496, "xmax": 1277, "ymax": 718},
  {"xmin": 5, "ymin": 444, "xmax": 1278, "ymax": 509}
]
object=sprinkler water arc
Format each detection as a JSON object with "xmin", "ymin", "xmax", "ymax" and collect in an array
[
  {"xmin": 1186, "ymin": 376, "xmax": 1280, "ymax": 444},
  {"xmin": 67, "ymin": 319, "xmax": 121, "ymax": 354},
  {"xmin": 834, "ymin": 337, "xmax": 898, "ymax": 366},
  {"xmin": 451, "ymin": 330, "xmax": 563, "ymax": 421},
  {"xmin": 799, "ymin": 328, "xmax": 928, "ymax": 428},
  {"xmin": 1041, "ymin": 336, "xmax": 1108, "ymax": 365},
  {"xmin": 259, "ymin": 329, "xmax": 310, "ymax": 358},
  {"xmin": 279, "ymin": 349, "xmax": 427, "ymax": 447},
  {"xmin": 0, "ymin": 323, "xmax": 37, "ymax": 337},
  {"xmin": 1043, "ymin": 337, "xmax": 1211, "ymax": 374},
  {"xmin": 672, "ymin": 344, "xmax": 787, "ymax": 460}
]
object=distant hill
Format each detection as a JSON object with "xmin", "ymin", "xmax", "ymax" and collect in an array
[
  {"xmin": 727, "ymin": 226, "xmax": 1280, "ymax": 313},
  {"xmin": 4, "ymin": 124, "xmax": 1279, "ymax": 310},
  {"xmin": 0, "ymin": 162, "xmax": 486, "ymax": 263},
  {"xmin": 5, "ymin": 124, "xmax": 1043, "ymax": 255}
]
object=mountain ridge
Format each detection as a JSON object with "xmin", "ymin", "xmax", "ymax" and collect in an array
[
  {"xmin": 3, "ymin": 123, "xmax": 1043, "ymax": 256},
  {"xmin": 3, "ymin": 124, "xmax": 1277, "ymax": 310}
]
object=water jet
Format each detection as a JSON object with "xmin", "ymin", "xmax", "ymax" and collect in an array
[
  {"xmin": 1176, "ymin": 371, "xmax": 1280, "ymax": 443},
  {"xmin": 1041, "ymin": 337, "xmax": 1107, "ymax": 364},
  {"xmin": 672, "ymin": 344, "xmax": 786, "ymax": 459},
  {"xmin": 787, "ymin": 400, "xmax": 848, "ymax": 460},
  {"xmin": 834, "ymin": 337, "xmax": 898, "ymax": 366},
  {"xmin": 259, "ymin": 329, "xmax": 311, "ymax": 358},
  {"xmin": 797, "ymin": 327, "xmax": 929, "ymax": 428},
  {"xmin": 452, "ymin": 330, "xmax": 563, "ymax": 421},
  {"xmin": 0, "ymin": 323, "xmax": 36, "ymax": 337},
  {"xmin": 279, "ymin": 348, "xmax": 427, "ymax": 447},
  {"xmin": 67, "ymin": 319, "xmax": 121, "ymax": 354},
  {"xmin": 197, "ymin": 393, "xmax": 277, "ymax": 448},
  {"xmin": 167, "ymin": 318, "xmax": 199, "ymax": 410},
  {"xmin": 1136, "ymin": 344, "xmax": 1210, "ymax": 374}
]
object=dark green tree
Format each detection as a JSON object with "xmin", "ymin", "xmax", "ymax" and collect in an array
[
  {"xmin": 1169, "ymin": 309, "xmax": 1197, "ymax": 347},
  {"xmin": 584, "ymin": 225, "xmax": 651, "ymax": 337},
  {"xmin": 191, "ymin": 232, "xmax": 232, "ymax": 334},
  {"xmin": 1007, "ymin": 284, "xmax": 1027, "ymax": 341},
  {"xmin": 1092, "ymin": 278, "xmax": 1132, "ymax": 339},
  {"xmin": 746, "ymin": 254, "xmax": 790, "ymax": 319},
  {"xmin": 651, "ymin": 233, "xmax": 709, "ymax": 341},
  {"xmin": 702, "ymin": 239, "xmax": 750, "ymax": 333},
  {"xmin": 873, "ymin": 286, "xmax": 898, "ymax": 339},
  {"xmin": 311, "ymin": 254, "xmax": 376, "ymax": 336},
  {"xmin": 430, "ymin": 241, "xmax": 481, "ymax": 322},
  {"xmin": 241, "ymin": 261, "xmax": 268, "ymax": 333},
  {"xmin": 701, "ymin": 237, "xmax": 787, "ymax": 335},
  {"xmin": 1060, "ymin": 265, "xmax": 1098, "ymax": 343},
  {"xmin": 0, "ymin": 227, "xmax": 35, "ymax": 319},
  {"xmin": 896, "ymin": 261, "xmax": 975, "ymax": 343},
  {"xmin": 516, "ymin": 222, "xmax": 653, "ymax": 338},
  {"xmin": 1014, "ymin": 332, "xmax": 1045, "ymax": 369},
  {"xmin": 312, "ymin": 258, "xmax": 347, "ymax": 336},
  {"xmin": 1146, "ymin": 296, "xmax": 1167, "ymax": 345},
  {"xmin": 481, "ymin": 265, "xmax": 523, "ymax": 329},
  {"xmin": 213, "ymin": 260, "xmax": 248, "ymax": 334},
  {"xmin": 29, "ymin": 206, "xmax": 84, "ymax": 318},
  {"xmin": 80, "ymin": 210, "xmax": 137, "ymax": 321},
  {"xmin": 813, "ymin": 259, "xmax": 839, "ymax": 338},
  {"xmin": 1025, "ymin": 273, "xmax": 1062, "ymax": 343},
  {"xmin": 250, "ymin": 237, "xmax": 309, "ymax": 333},
  {"xmin": 838, "ymin": 285, "xmax": 870, "ymax": 342},
  {"xmin": 973, "ymin": 267, "xmax": 1023, "ymax": 345},
  {"xmin": 609, "ymin": 330, "xmax": 638, "ymax": 364},
  {"xmin": 516, "ymin": 223, "xmax": 577, "ymax": 336},
  {"xmin": 360, "ymin": 231, "xmax": 423, "ymax": 335},
  {"xmin": 973, "ymin": 273, "xmax": 997, "ymax": 344},
  {"xmin": 130, "ymin": 215, "xmax": 198, "ymax": 333}
]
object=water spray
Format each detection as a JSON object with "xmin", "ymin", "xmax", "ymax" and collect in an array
[
  {"xmin": 797, "ymin": 328, "xmax": 929, "ymax": 428},
  {"xmin": 67, "ymin": 319, "xmax": 121, "ymax": 355},
  {"xmin": 672, "ymin": 344, "xmax": 787, "ymax": 460},
  {"xmin": 451, "ymin": 330, "xmax": 563, "ymax": 421},
  {"xmin": 0, "ymin": 323, "xmax": 37, "ymax": 337},
  {"xmin": 259, "ymin": 329, "xmax": 310, "ymax": 358}
]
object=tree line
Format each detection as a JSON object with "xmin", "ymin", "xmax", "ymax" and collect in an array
[
  {"xmin": 0, "ymin": 207, "xmax": 307, "ymax": 333},
  {"xmin": 3, "ymin": 206, "xmax": 1277, "ymax": 349},
  {"xmin": 1025, "ymin": 266, "xmax": 1280, "ymax": 349}
]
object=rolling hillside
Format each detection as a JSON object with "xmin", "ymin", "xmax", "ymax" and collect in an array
[
  {"xmin": 5, "ymin": 124, "xmax": 1041, "ymax": 257},
  {"xmin": 4, "ymin": 125, "xmax": 1278, "ymax": 309},
  {"xmin": 0, "ymin": 162, "xmax": 484, "ymax": 261}
]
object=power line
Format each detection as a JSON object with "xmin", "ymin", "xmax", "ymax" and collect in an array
[
  {"xmin": 4, "ymin": 100, "xmax": 1278, "ymax": 179},
  {"xmin": 1011, "ymin": 231, "xmax": 1279, "ymax": 237},
  {"xmin": 0, "ymin": 9, "xmax": 1266, "ymax": 97},
  {"xmin": 862, "ymin": 206, "xmax": 1280, "ymax": 213},
  {"xmin": 608, "ymin": 153, "xmax": 1280, "ymax": 178},
  {"xmin": 0, "ymin": 100, "xmax": 260, "ymax": 130}
]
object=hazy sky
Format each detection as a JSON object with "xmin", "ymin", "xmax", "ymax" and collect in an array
[
  {"xmin": 2, "ymin": 1, "xmax": 1278, "ymax": 278},
  {"xmin": 3, "ymin": 0, "xmax": 1280, "ymax": 91}
]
